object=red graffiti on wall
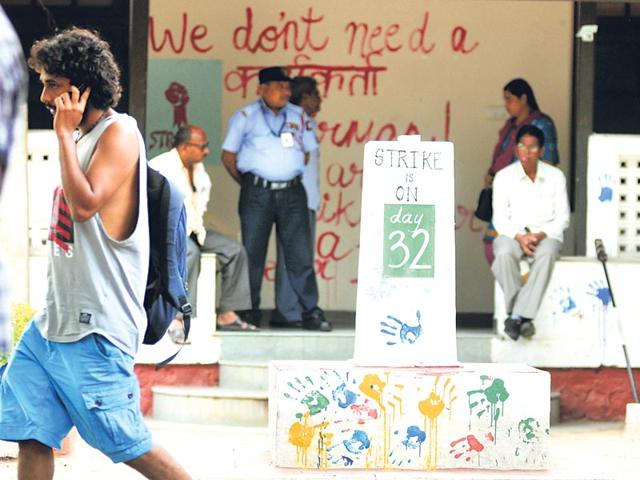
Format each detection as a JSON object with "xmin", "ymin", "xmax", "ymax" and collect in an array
[
  {"xmin": 315, "ymin": 231, "xmax": 356, "ymax": 281},
  {"xmin": 165, "ymin": 82, "xmax": 190, "ymax": 127},
  {"xmin": 316, "ymin": 101, "xmax": 449, "ymax": 148},
  {"xmin": 149, "ymin": 13, "xmax": 213, "ymax": 53},
  {"xmin": 451, "ymin": 26, "xmax": 479, "ymax": 54},
  {"xmin": 233, "ymin": 7, "xmax": 329, "ymax": 53},
  {"xmin": 344, "ymin": 10, "xmax": 479, "ymax": 60},
  {"xmin": 224, "ymin": 55, "xmax": 387, "ymax": 99}
]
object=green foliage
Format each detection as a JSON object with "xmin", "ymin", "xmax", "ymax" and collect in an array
[{"xmin": 0, "ymin": 303, "xmax": 35, "ymax": 365}]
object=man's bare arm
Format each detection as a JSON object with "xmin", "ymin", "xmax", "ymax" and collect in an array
[
  {"xmin": 221, "ymin": 150, "xmax": 241, "ymax": 184},
  {"xmin": 54, "ymin": 87, "xmax": 138, "ymax": 222}
]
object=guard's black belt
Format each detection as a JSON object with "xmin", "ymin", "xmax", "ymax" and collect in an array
[{"xmin": 245, "ymin": 173, "xmax": 301, "ymax": 190}]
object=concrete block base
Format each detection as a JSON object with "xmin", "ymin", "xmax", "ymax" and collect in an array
[
  {"xmin": 625, "ymin": 402, "xmax": 640, "ymax": 437},
  {"xmin": 270, "ymin": 361, "xmax": 550, "ymax": 471}
]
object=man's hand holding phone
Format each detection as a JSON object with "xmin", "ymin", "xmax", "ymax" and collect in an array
[{"xmin": 53, "ymin": 84, "xmax": 91, "ymax": 137}]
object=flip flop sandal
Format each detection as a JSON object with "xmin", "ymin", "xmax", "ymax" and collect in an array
[{"xmin": 217, "ymin": 318, "xmax": 259, "ymax": 331}]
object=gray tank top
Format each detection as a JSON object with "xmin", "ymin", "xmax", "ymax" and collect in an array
[{"xmin": 34, "ymin": 112, "xmax": 149, "ymax": 357}]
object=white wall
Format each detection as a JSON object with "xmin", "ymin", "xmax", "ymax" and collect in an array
[{"xmin": 147, "ymin": 0, "xmax": 574, "ymax": 312}]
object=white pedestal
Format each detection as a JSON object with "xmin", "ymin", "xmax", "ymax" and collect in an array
[{"xmin": 270, "ymin": 361, "xmax": 550, "ymax": 470}]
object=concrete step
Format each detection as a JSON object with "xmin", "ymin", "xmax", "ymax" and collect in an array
[
  {"xmin": 218, "ymin": 360, "xmax": 269, "ymax": 390},
  {"xmin": 218, "ymin": 327, "xmax": 494, "ymax": 363},
  {"xmin": 217, "ymin": 329, "xmax": 493, "ymax": 389},
  {"xmin": 152, "ymin": 386, "xmax": 268, "ymax": 427}
]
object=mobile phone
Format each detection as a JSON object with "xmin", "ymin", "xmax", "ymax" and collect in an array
[{"xmin": 70, "ymin": 83, "xmax": 86, "ymax": 95}]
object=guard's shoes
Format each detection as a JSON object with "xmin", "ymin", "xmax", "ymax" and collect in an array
[
  {"xmin": 504, "ymin": 317, "xmax": 521, "ymax": 341},
  {"xmin": 269, "ymin": 309, "xmax": 302, "ymax": 328},
  {"xmin": 302, "ymin": 307, "xmax": 333, "ymax": 332},
  {"xmin": 519, "ymin": 319, "xmax": 536, "ymax": 338}
]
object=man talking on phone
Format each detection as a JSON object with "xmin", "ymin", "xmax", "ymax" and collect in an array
[{"xmin": 0, "ymin": 28, "xmax": 191, "ymax": 479}]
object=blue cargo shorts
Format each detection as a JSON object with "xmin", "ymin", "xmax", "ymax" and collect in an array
[{"xmin": 0, "ymin": 321, "xmax": 152, "ymax": 463}]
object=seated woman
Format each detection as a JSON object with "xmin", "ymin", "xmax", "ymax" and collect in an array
[{"xmin": 482, "ymin": 78, "xmax": 559, "ymax": 265}]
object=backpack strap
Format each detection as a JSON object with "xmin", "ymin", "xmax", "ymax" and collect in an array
[{"xmin": 154, "ymin": 296, "xmax": 192, "ymax": 370}]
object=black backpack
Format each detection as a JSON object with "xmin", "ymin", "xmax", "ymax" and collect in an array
[{"xmin": 144, "ymin": 165, "xmax": 192, "ymax": 368}]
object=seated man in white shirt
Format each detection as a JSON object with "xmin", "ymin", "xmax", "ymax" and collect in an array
[
  {"xmin": 491, "ymin": 124, "xmax": 570, "ymax": 341},
  {"xmin": 150, "ymin": 126, "xmax": 255, "ymax": 339}
]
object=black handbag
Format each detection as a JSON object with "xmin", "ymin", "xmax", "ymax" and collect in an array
[{"xmin": 474, "ymin": 188, "xmax": 493, "ymax": 222}]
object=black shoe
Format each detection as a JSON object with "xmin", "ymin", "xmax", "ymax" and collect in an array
[
  {"xmin": 238, "ymin": 309, "xmax": 262, "ymax": 328},
  {"xmin": 269, "ymin": 309, "xmax": 302, "ymax": 328},
  {"xmin": 519, "ymin": 319, "xmax": 536, "ymax": 338},
  {"xmin": 504, "ymin": 317, "xmax": 521, "ymax": 341},
  {"xmin": 302, "ymin": 307, "xmax": 332, "ymax": 332}
]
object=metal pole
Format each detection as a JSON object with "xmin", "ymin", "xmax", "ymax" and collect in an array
[{"xmin": 595, "ymin": 240, "xmax": 639, "ymax": 403}]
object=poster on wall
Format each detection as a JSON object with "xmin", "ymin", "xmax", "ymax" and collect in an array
[{"xmin": 145, "ymin": 59, "xmax": 222, "ymax": 164}]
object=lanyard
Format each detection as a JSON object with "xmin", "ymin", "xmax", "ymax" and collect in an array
[{"xmin": 262, "ymin": 107, "xmax": 287, "ymax": 138}]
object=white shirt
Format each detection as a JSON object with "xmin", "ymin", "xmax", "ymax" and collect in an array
[
  {"xmin": 149, "ymin": 148, "xmax": 211, "ymax": 245},
  {"xmin": 492, "ymin": 160, "xmax": 570, "ymax": 242},
  {"xmin": 302, "ymin": 117, "xmax": 320, "ymax": 212}
]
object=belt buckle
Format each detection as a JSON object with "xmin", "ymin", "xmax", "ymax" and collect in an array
[{"xmin": 272, "ymin": 181, "xmax": 286, "ymax": 190}]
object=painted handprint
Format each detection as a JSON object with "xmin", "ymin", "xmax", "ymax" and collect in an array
[
  {"xmin": 515, "ymin": 417, "xmax": 549, "ymax": 465},
  {"xmin": 449, "ymin": 434, "xmax": 485, "ymax": 463},
  {"xmin": 387, "ymin": 424, "xmax": 428, "ymax": 467},
  {"xmin": 552, "ymin": 286, "xmax": 576, "ymax": 314},
  {"xmin": 380, "ymin": 310, "xmax": 423, "ymax": 346},
  {"xmin": 343, "ymin": 429, "xmax": 371, "ymax": 454},
  {"xmin": 288, "ymin": 412, "xmax": 329, "ymax": 467},
  {"xmin": 326, "ymin": 429, "xmax": 371, "ymax": 467},
  {"xmin": 401, "ymin": 425, "xmax": 427, "ymax": 451},
  {"xmin": 587, "ymin": 279, "xmax": 611, "ymax": 308},
  {"xmin": 598, "ymin": 174, "xmax": 614, "ymax": 202},
  {"xmin": 517, "ymin": 417, "xmax": 541, "ymax": 444},
  {"xmin": 284, "ymin": 375, "xmax": 330, "ymax": 416},
  {"xmin": 417, "ymin": 376, "xmax": 457, "ymax": 469},
  {"xmin": 467, "ymin": 375, "xmax": 510, "ymax": 442},
  {"xmin": 318, "ymin": 370, "xmax": 359, "ymax": 410}
]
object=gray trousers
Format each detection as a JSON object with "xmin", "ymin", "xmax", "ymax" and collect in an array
[
  {"xmin": 275, "ymin": 209, "xmax": 316, "ymax": 321},
  {"xmin": 492, "ymin": 235, "xmax": 562, "ymax": 319},
  {"xmin": 187, "ymin": 231, "xmax": 252, "ymax": 317}
]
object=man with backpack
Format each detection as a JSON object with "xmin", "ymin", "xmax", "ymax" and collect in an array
[{"xmin": 0, "ymin": 28, "xmax": 191, "ymax": 479}]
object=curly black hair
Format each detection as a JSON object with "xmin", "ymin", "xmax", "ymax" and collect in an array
[{"xmin": 27, "ymin": 27, "xmax": 122, "ymax": 110}]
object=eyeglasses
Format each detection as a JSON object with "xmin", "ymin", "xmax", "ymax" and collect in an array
[
  {"xmin": 516, "ymin": 143, "xmax": 540, "ymax": 153},
  {"xmin": 186, "ymin": 142, "xmax": 209, "ymax": 150}
]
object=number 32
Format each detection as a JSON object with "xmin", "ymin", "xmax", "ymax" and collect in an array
[{"xmin": 388, "ymin": 228, "xmax": 432, "ymax": 269}]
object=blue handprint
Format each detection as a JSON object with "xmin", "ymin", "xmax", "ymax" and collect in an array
[
  {"xmin": 598, "ymin": 174, "xmax": 614, "ymax": 202},
  {"xmin": 380, "ymin": 310, "xmax": 423, "ymax": 346},
  {"xmin": 401, "ymin": 425, "xmax": 427, "ymax": 451},
  {"xmin": 587, "ymin": 280, "xmax": 611, "ymax": 307},
  {"xmin": 554, "ymin": 286, "xmax": 576, "ymax": 313},
  {"xmin": 332, "ymin": 381, "xmax": 358, "ymax": 409},
  {"xmin": 343, "ymin": 430, "xmax": 370, "ymax": 454}
]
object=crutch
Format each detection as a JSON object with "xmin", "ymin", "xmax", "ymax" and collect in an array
[{"xmin": 595, "ymin": 239, "xmax": 639, "ymax": 403}]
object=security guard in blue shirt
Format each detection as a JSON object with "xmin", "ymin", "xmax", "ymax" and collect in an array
[{"xmin": 221, "ymin": 67, "xmax": 331, "ymax": 331}]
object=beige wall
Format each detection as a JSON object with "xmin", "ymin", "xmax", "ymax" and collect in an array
[{"xmin": 148, "ymin": 0, "xmax": 573, "ymax": 312}]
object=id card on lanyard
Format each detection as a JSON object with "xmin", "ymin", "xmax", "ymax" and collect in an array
[
  {"xmin": 263, "ymin": 108, "xmax": 294, "ymax": 149},
  {"xmin": 281, "ymin": 132, "xmax": 294, "ymax": 148}
]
